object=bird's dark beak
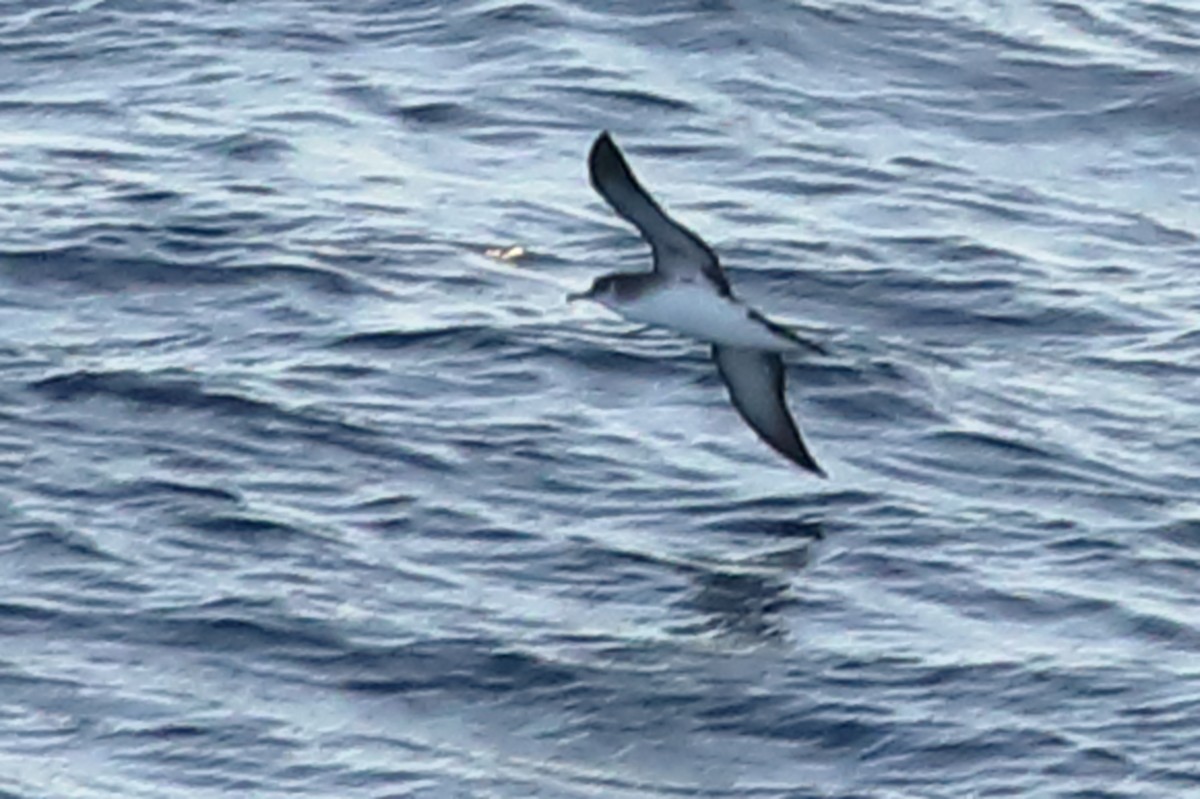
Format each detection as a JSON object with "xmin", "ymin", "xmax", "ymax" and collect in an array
[{"xmin": 566, "ymin": 290, "xmax": 590, "ymax": 303}]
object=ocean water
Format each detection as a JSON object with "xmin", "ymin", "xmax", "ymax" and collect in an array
[{"xmin": 2, "ymin": 0, "xmax": 1198, "ymax": 796}]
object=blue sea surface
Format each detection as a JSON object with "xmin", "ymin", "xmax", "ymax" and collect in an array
[{"xmin": 2, "ymin": 1, "xmax": 1199, "ymax": 796}]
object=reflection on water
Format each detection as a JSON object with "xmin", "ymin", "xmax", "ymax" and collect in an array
[{"xmin": 673, "ymin": 520, "xmax": 823, "ymax": 640}]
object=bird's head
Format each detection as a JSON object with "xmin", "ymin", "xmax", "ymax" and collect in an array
[{"xmin": 567, "ymin": 274, "xmax": 620, "ymax": 308}]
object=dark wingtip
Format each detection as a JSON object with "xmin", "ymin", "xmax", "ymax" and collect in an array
[
  {"xmin": 793, "ymin": 451, "xmax": 828, "ymax": 479},
  {"xmin": 779, "ymin": 427, "xmax": 827, "ymax": 478},
  {"xmin": 588, "ymin": 130, "xmax": 638, "ymax": 188},
  {"xmin": 588, "ymin": 131, "xmax": 631, "ymax": 185},
  {"xmin": 769, "ymin": 423, "xmax": 827, "ymax": 478}
]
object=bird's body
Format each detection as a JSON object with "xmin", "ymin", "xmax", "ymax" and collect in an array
[
  {"xmin": 598, "ymin": 278, "xmax": 802, "ymax": 351},
  {"xmin": 571, "ymin": 132, "xmax": 827, "ymax": 477}
]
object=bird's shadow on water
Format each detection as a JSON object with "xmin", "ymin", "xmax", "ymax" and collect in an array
[{"xmin": 666, "ymin": 517, "xmax": 826, "ymax": 642}]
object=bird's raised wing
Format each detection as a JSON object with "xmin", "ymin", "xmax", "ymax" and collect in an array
[
  {"xmin": 712, "ymin": 345, "xmax": 826, "ymax": 477},
  {"xmin": 589, "ymin": 132, "xmax": 731, "ymax": 297}
]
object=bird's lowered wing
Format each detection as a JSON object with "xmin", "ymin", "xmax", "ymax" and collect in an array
[{"xmin": 712, "ymin": 345, "xmax": 826, "ymax": 477}]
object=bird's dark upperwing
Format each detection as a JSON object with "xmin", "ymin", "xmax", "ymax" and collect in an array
[
  {"xmin": 712, "ymin": 345, "xmax": 826, "ymax": 477},
  {"xmin": 588, "ymin": 132, "xmax": 731, "ymax": 297}
]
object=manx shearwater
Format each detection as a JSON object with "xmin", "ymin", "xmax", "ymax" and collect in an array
[{"xmin": 570, "ymin": 132, "xmax": 827, "ymax": 477}]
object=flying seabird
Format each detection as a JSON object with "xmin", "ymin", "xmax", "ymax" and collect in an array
[{"xmin": 569, "ymin": 132, "xmax": 827, "ymax": 477}]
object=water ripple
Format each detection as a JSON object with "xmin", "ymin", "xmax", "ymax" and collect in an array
[{"xmin": 1, "ymin": 0, "xmax": 1198, "ymax": 796}]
